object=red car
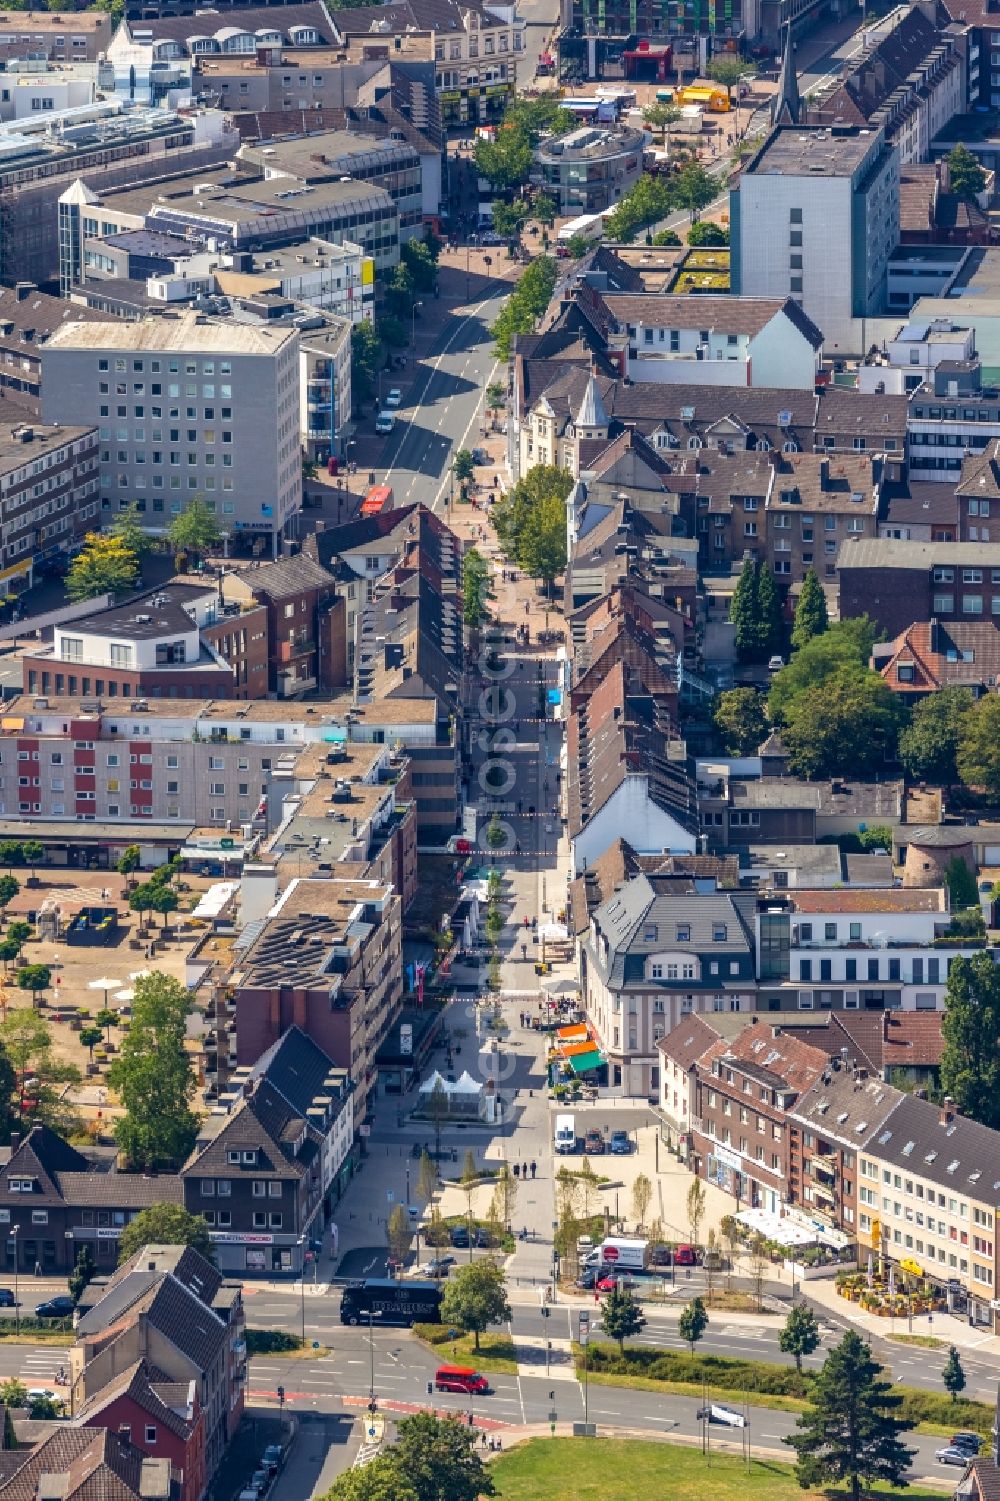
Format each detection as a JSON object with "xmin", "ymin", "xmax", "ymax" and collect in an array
[
  {"xmin": 596, "ymin": 1273, "xmax": 639, "ymax": 1292},
  {"xmin": 674, "ymin": 1244, "xmax": 700, "ymax": 1266}
]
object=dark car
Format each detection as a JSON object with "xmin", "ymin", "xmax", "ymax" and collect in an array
[
  {"xmin": 260, "ymin": 1446, "xmax": 284, "ymax": 1476},
  {"xmin": 474, "ymin": 1227, "xmax": 492, "ymax": 1248},
  {"xmin": 575, "ymin": 1267, "xmax": 597, "ymax": 1289},
  {"xmin": 449, "ymin": 1225, "xmax": 471, "ymax": 1249},
  {"xmin": 950, "ymin": 1434, "xmax": 982, "ymax": 1455},
  {"xmin": 0, "ymin": 1289, "xmax": 18, "ymax": 1308},
  {"xmin": 35, "ymin": 1296, "xmax": 74, "ymax": 1319},
  {"xmin": 609, "ymin": 1130, "xmax": 631, "ymax": 1155}
]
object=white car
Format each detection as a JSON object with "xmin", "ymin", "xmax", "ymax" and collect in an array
[
  {"xmin": 384, "ymin": 388, "xmax": 402, "ymax": 408},
  {"xmin": 375, "ymin": 412, "xmax": 395, "ymax": 435}
]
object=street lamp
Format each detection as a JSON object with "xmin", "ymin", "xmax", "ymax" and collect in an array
[
  {"xmin": 367, "ymin": 1309, "xmax": 376, "ymax": 1409},
  {"xmin": 297, "ymin": 1236, "xmax": 307, "ymax": 1346},
  {"xmin": 9, "ymin": 1227, "xmax": 18, "ymax": 1337},
  {"xmin": 410, "ymin": 301, "xmax": 423, "ymax": 346}
]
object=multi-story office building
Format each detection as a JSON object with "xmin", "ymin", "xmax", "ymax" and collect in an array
[
  {"xmin": 537, "ymin": 125, "xmax": 645, "ymax": 215},
  {"xmin": 837, "ymin": 537, "xmax": 1000, "ymax": 636},
  {"xmin": 0, "ymin": 102, "xmax": 237, "ymax": 285},
  {"xmin": 0, "ymin": 422, "xmax": 100, "ymax": 595},
  {"xmin": 40, "ymin": 312, "xmax": 301, "ymax": 554},
  {"xmin": 731, "ymin": 125, "xmax": 899, "ymax": 355}
]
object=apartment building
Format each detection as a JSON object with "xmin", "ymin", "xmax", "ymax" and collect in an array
[
  {"xmin": 0, "ymin": 694, "xmax": 413, "ymax": 840},
  {"xmin": 837, "ymin": 538, "xmax": 1000, "ymax": 636},
  {"xmin": 72, "ymin": 1244, "xmax": 245, "ymax": 1480},
  {"xmin": 568, "ymin": 287, "xmax": 824, "ymax": 390},
  {"xmin": 0, "ymin": 422, "xmax": 99, "ymax": 596},
  {"xmin": 765, "ymin": 454, "xmax": 879, "ymax": 587},
  {"xmin": 907, "ymin": 362, "xmax": 1000, "ymax": 482},
  {"xmin": 692, "ymin": 1021, "xmax": 828, "ymax": 1216},
  {"xmin": 182, "ymin": 1027, "xmax": 353, "ymax": 1276},
  {"xmin": 22, "ymin": 583, "xmax": 270, "ymax": 704},
  {"xmin": 859, "ymin": 1095, "xmax": 1000, "ymax": 1329},
  {"xmin": 583, "ymin": 875, "xmax": 756, "ymax": 1097},
  {"xmin": 0, "ymin": 58, "xmax": 113, "ymax": 121},
  {"xmin": 756, "ymin": 888, "xmax": 978, "ymax": 1013},
  {"xmin": 731, "ymin": 126, "xmax": 899, "ymax": 355},
  {"xmin": 229, "ymin": 876, "xmax": 402, "ymax": 1126},
  {"xmin": 40, "ymin": 313, "xmax": 302, "ymax": 555},
  {"xmin": 331, "ymin": 0, "xmax": 524, "ymax": 128},
  {"xmin": 74, "ymin": 1361, "xmax": 206, "ymax": 1501},
  {"xmin": 0, "ymin": 10, "xmax": 112, "ymax": 62}
]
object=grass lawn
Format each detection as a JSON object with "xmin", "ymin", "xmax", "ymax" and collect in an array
[
  {"xmin": 490, "ymin": 1438, "xmax": 949, "ymax": 1501},
  {"xmin": 413, "ymin": 1325, "xmax": 518, "ymax": 1374},
  {"xmin": 887, "ymin": 1335, "xmax": 945, "ymax": 1351}
]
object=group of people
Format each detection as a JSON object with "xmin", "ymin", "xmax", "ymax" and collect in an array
[
  {"xmin": 512, "ymin": 1160, "xmax": 537, "ymax": 1180},
  {"xmin": 479, "ymin": 1431, "xmax": 503, "ymax": 1452}
]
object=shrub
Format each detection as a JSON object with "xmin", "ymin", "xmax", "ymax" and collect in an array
[{"xmin": 246, "ymin": 1328, "xmax": 303, "ymax": 1355}]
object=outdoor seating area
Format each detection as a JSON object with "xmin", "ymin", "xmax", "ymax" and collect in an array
[{"xmin": 64, "ymin": 907, "xmax": 119, "ymax": 946}]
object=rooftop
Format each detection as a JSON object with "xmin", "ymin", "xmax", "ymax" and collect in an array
[
  {"xmin": 783, "ymin": 887, "xmax": 946, "ymax": 913},
  {"xmin": 0, "ymin": 421, "xmax": 94, "ymax": 471},
  {"xmin": 746, "ymin": 124, "xmax": 886, "ymax": 178},
  {"xmin": 44, "ymin": 307, "xmax": 298, "ymax": 356},
  {"xmin": 538, "ymin": 124, "xmax": 645, "ymax": 161}
]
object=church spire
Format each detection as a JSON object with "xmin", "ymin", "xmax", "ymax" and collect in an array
[{"xmin": 772, "ymin": 23, "xmax": 800, "ymax": 126}]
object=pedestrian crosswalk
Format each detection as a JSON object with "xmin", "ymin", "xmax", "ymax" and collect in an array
[{"xmin": 20, "ymin": 1348, "xmax": 70, "ymax": 1388}]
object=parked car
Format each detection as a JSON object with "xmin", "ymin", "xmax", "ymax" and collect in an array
[
  {"xmin": 35, "ymin": 1296, "xmax": 74, "ymax": 1319},
  {"xmin": 474, "ymin": 1227, "xmax": 492, "ymax": 1248},
  {"xmin": 471, "ymin": 447, "xmax": 490, "ymax": 465},
  {"xmin": 609, "ymin": 1130, "xmax": 631, "ymax": 1155},
  {"xmin": 375, "ymin": 412, "xmax": 395, "ymax": 434},
  {"xmin": 26, "ymin": 1388, "xmax": 57, "ymax": 1404},
  {"xmin": 260, "ymin": 1446, "xmax": 284, "ymax": 1476},
  {"xmin": 596, "ymin": 1273, "xmax": 638, "ymax": 1293},
  {"xmin": 936, "ymin": 1448, "xmax": 973, "ymax": 1467},
  {"xmin": 950, "ymin": 1434, "xmax": 983, "ymax": 1455},
  {"xmin": 768, "ymin": 654, "xmax": 785, "ymax": 672},
  {"xmin": 575, "ymin": 1268, "xmax": 597, "ymax": 1290},
  {"xmin": 419, "ymin": 1256, "xmax": 455, "ymax": 1279},
  {"xmin": 248, "ymin": 1471, "xmax": 271, "ymax": 1495},
  {"xmin": 449, "ymin": 1225, "xmax": 471, "ymax": 1248},
  {"xmin": 384, "ymin": 388, "xmax": 402, "ymax": 408},
  {"xmin": 0, "ymin": 1289, "xmax": 19, "ymax": 1308},
  {"xmin": 649, "ymin": 1244, "xmax": 672, "ymax": 1267},
  {"xmin": 584, "ymin": 1128, "xmax": 606, "ymax": 1155},
  {"xmin": 673, "ymin": 1245, "xmax": 700, "ymax": 1266}
]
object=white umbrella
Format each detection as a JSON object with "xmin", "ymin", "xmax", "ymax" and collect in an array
[
  {"xmin": 538, "ymin": 922, "xmax": 569, "ymax": 942},
  {"xmin": 542, "ymin": 977, "xmax": 578, "ymax": 997},
  {"xmin": 128, "ymin": 970, "xmax": 153, "ymax": 982},
  {"xmin": 113, "ymin": 988, "xmax": 135, "ymax": 1003},
  {"xmin": 88, "ymin": 977, "xmax": 117, "ymax": 996}
]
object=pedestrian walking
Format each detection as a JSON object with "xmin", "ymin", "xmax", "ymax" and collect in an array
[
  {"xmin": 513, "ymin": 1162, "xmax": 520, "ymax": 1179},
  {"xmin": 530, "ymin": 1159, "xmax": 537, "ymax": 1179}
]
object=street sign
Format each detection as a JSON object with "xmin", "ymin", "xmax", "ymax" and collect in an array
[
  {"xmin": 386, "ymin": 1190, "xmax": 394, "ymax": 1203},
  {"xmin": 603, "ymin": 1246, "xmax": 619, "ymax": 1262},
  {"xmin": 578, "ymin": 1312, "xmax": 590, "ymax": 1342}
]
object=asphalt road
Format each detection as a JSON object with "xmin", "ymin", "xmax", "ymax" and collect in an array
[
  {"xmin": 379, "ymin": 284, "xmax": 509, "ymax": 512},
  {"xmin": 233, "ymin": 1315, "xmax": 961, "ymax": 1484}
]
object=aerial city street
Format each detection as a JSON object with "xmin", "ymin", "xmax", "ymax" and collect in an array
[{"xmin": 0, "ymin": 0, "xmax": 999, "ymax": 1498}]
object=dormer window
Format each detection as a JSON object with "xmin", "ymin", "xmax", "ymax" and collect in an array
[
  {"xmin": 7, "ymin": 1178, "xmax": 34, "ymax": 1193},
  {"xmin": 242, "ymin": 1150, "xmax": 257, "ymax": 1164}
]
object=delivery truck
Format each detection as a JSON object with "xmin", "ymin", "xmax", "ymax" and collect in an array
[
  {"xmin": 588, "ymin": 1237, "xmax": 651, "ymax": 1272},
  {"xmin": 554, "ymin": 1113, "xmax": 577, "ymax": 1153}
]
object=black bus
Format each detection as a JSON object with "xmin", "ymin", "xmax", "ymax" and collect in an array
[{"xmin": 339, "ymin": 1278, "xmax": 442, "ymax": 1327}]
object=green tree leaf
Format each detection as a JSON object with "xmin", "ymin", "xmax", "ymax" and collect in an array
[
  {"xmin": 439, "ymin": 1260, "xmax": 511, "ymax": 1351},
  {"xmin": 117, "ymin": 1205, "xmax": 215, "ymax": 1265},
  {"xmin": 107, "ymin": 971, "xmax": 199, "ymax": 1171}
]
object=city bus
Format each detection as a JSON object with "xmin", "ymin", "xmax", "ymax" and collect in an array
[{"xmin": 339, "ymin": 1278, "xmax": 442, "ymax": 1327}]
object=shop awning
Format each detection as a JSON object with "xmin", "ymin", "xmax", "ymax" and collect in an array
[
  {"xmin": 900, "ymin": 1257, "xmax": 924, "ymax": 1277},
  {"xmin": 567, "ymin": 1049, "xmax": 603, "ymax": 1075},
  {"xmin": 557, "ymin": 1024, "xmax": 588, "ymax": 1042}
]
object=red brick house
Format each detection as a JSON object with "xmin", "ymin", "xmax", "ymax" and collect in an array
[{"xmin": 75, "ymin": 1358, "xmax": 206, "ymax": 1501}]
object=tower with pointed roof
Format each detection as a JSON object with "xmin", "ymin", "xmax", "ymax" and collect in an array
[
  {"xmin": 58, "ymin": 178, "xmax": 100, "ymax": 298},
  {"xmin": 772, "ymin": 24, "xmax": 800, "ymax": 127},
  {"xmin": 574, "ymin": 373, "xmax": 610, "ymax": 443}
]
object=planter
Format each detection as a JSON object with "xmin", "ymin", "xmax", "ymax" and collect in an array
[{"xmin": 783, "ymin": 1258, "xmax": 841, "ymax": 1281}]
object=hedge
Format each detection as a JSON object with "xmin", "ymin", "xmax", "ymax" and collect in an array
[
  {"xmin": 246, "ymin": 1329, "xmax": 303, "ymax": 1355},
  {"xmin": 0, "ymin": 1316, "xmax": 73, "ymax": 1336},
  {"xmin": 584, "ymin": 1342, "xmax": 994, "ymax": 1434}
]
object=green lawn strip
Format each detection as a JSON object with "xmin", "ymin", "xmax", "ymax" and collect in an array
[
  {"xmin": 575, "ymin": 1342, "xmax": 992, "ymax": 1436},
  {"xmin": 413, "ymin": 1323, "xmax": 518, "ymax": 1375},
  {"xmin": 887, "ymin": 1335, "xmax": 945, "ymax": 1351},
  {"xmin": 489, "ymin": 1437, "xmax": 951, "ymax": 1501},
  {"xmin": 0, "ymin": 1331, "xmax": 73, "ymax": 1346}
]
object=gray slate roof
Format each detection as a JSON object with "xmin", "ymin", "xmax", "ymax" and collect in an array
[{"xmin": 868, "ymin": 1093, "xmax": 1000, "ymax": 1199}]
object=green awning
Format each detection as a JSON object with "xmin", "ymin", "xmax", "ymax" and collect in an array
[{"xmin": 567, "ymin": 1050, "xmax": 603, "ymax": 1075}]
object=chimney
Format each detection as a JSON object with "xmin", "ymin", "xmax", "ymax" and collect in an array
[
  {"xmin": 940, "ymin": 1096, "xmax": 955, "ymax": 1126},
  {"xmin": 9, "ymin": 1132, "xmax": 19, "ymax": 1153}
]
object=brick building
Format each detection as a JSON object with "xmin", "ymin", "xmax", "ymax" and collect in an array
[
  {"xmin": 22, "ymin": 583, "xmax": 269, "ymax": 702},
  {"xmin": 229, "ymin": 876, "xmax": 401, "ymax": 1127},
  {"xmin": 837, "ymin": 538, "xmax": 1000, "ymax": 636},
  {"xmin": 74, "ymin": 1359, "xmax": 206, "ymax": 1501}
]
